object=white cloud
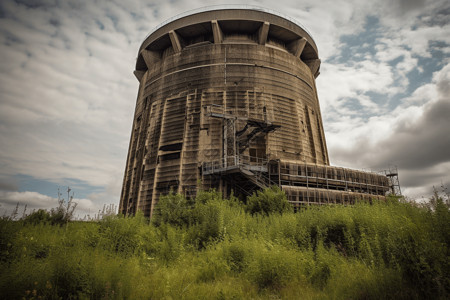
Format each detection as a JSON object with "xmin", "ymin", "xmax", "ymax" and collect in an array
[
  {"xmin": 318, "ymin": 60, "xmax": 396, "ymax": 117},
  {"xmin": 0, "ymin": 190, "xmax": 104, "ymax": 219},
  {"xmin": 326, "ymin": 63, "xmax": 450, "ymax": 198}
]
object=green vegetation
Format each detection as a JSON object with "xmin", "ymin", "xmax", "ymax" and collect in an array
[{"xmin": 0, "ymin": 187, "xmax": 449, "ymax": 299}]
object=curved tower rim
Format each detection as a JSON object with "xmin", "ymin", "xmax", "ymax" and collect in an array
[
  {"xmin": 141, "ymin": 5, "xmax": 316, "ymax": 48},
  {"xmin": 136, "ymin": 6, "xmax": 318, "ymax": 72}
]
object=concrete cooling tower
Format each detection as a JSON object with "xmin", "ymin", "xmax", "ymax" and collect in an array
[{"xmin": 119, "ymin": 7, "xmax": 393, "ymax": 217}]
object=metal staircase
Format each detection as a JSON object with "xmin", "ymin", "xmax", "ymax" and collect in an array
[
  {"xmin": 202, "ymin": 105, "xmax": 281, "ymax": 197},
  {"xmin": 202, "ymin": 155, "xmax": 277, "ymax": 196}
]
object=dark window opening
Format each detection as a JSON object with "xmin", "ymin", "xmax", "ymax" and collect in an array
[
  {"xmin": 159, "ymin": 142, "xmax": 183, "ymax": 151},
  {"xmin": 159, "ymin": 152, "xmax": 181, "ymax": 161}
]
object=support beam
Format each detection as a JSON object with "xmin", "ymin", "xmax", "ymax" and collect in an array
[
  {"xmin": 169, "ymin": 30, "xmax": 182, "ymax": 53},
  {"xmin": 133, "ymin": 70, "xmax": 145, "ymax": 82},
  {"xmin": 211, "ymin": 20, "xmax": 223, "ymax": 44},
  {"xmin": 305, "ymin": 59, "xmax": 321, "ymax": 77},
  {"xmin": 258, "ymin": 22, "xmax": 270, "ymax": 45},
  {"xmin": 288, "ymin": 37, "xmax": 307, "ymax": 58},
  {"xmin": 141, "ymin": 50, "xmax": 160, "ymax": 69}
]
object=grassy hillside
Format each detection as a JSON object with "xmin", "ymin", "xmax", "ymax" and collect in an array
[{"xmin": 1, "ymin": 187, "xmax": 449, "ymax": 299}]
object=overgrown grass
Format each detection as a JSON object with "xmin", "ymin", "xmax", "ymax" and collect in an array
[{"xmin": 0, "ymin": 188, "xmax": 448, "ymax": 299}]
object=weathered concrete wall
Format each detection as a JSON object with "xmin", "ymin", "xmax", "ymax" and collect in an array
[{"xmin": 119, "ymin": 9, "xmax": 386, "ymax": 217}]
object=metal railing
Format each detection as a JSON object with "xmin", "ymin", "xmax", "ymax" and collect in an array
[{"xmin": 202, "ymin": 155, "xmax": 268, "ymax": 175}]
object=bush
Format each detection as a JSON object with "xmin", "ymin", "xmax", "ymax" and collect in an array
[
  {"xmin": 152, "ymin": 192, "xmax": 192, "ymax": 227},
  {"xmin": 246, "ymin": 186, "xmax": 293, "ymax": 216},
  {"xmin": 246, "ymin": 244, "xmax": 302, "ymax": 290},
  {"xmin": 98, "ymin": 211, "xmax": 148, "ymax": 256},
  {"xmin": 23, "ymin": 209, "xmax": 51, "ymax": 225},
  {"xmin": 223, "ymin": 241, "xmax": 249, "ymax": 273},
  {"xmin": 187, "ymin": 198, "xmax": 226, "ymax": 249}
]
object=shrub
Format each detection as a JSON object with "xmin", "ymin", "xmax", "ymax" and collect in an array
[
  {"xmin": 98, "ymin": 211, "xmax": 148, "ymax": 256},
  {"xmin": 247, "ymin": 245, "xmax": 302, "ymax": 290},
  {"xmin": 155, "ymin": 224, "xmax": 183, "ymax": 263},
  {"xmin": 246, "ymin": 186, "xmax": 293, "ymax": 216},
  {"xmin": 152, "ymin": 192, "xmax": 192, "ymax": 227},
  {"xmin": 187, "ymin": 199, "xmax": 226, "ymax": 249},
  {"xmin": 23, "ymin": 209, "xmax": 51, "ymax": 225},
  {"xmin": 221, "ymin": 239, "xmax": 255, "ymax": 273}
]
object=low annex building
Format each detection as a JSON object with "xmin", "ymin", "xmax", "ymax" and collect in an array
[{"xmin": 119, "ymin": 7, "xmax": 394, "ymax": 217}]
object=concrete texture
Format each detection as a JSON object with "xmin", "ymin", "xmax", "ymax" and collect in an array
[{"xmin": 120, "ymin": 8, "xmax": 390, "ymax": 217}]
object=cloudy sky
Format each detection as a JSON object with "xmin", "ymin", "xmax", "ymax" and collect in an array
[{"xmin": 0, "ymin": 0, "xmax": 449, "ymax": 218}]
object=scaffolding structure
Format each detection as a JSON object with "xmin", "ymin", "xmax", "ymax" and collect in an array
[
  {"xmin": 380, "ymin": 166, "xmax": 402, "ymax": 196},
  {"xmin": 202, "ymin": 107, "xmax": 391, "ymax": 206}
]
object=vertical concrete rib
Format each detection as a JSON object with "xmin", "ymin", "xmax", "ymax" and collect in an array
[
  {"xmin": 305, "ymin": 59, "xmax": 321, "ymax": 78},
  {"xmin": 211, "ymin": 20, "xmax": 223, "ymax": 44},
  {"xmin": 133, "ymin": 70, "xmax": 145, "ymax": 82},
  {"xmin": 142, "ymin": 50, "xmax": 160, "ymax": 69},
  {"xmin": 169, "ymin": 30, "xmax": 182, "ymax": 53},
  {"xmin": 288, "ymin": 37, "xmax": 307, "ymax": 57},
  {"xmin": 258, "ymin": 22, "xmax": 270, "ymax": 45}
]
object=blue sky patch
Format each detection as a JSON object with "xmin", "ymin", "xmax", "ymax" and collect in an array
[{"xmin": 16, "ymin": 174, "xmax": 103, "ymax": 199}]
